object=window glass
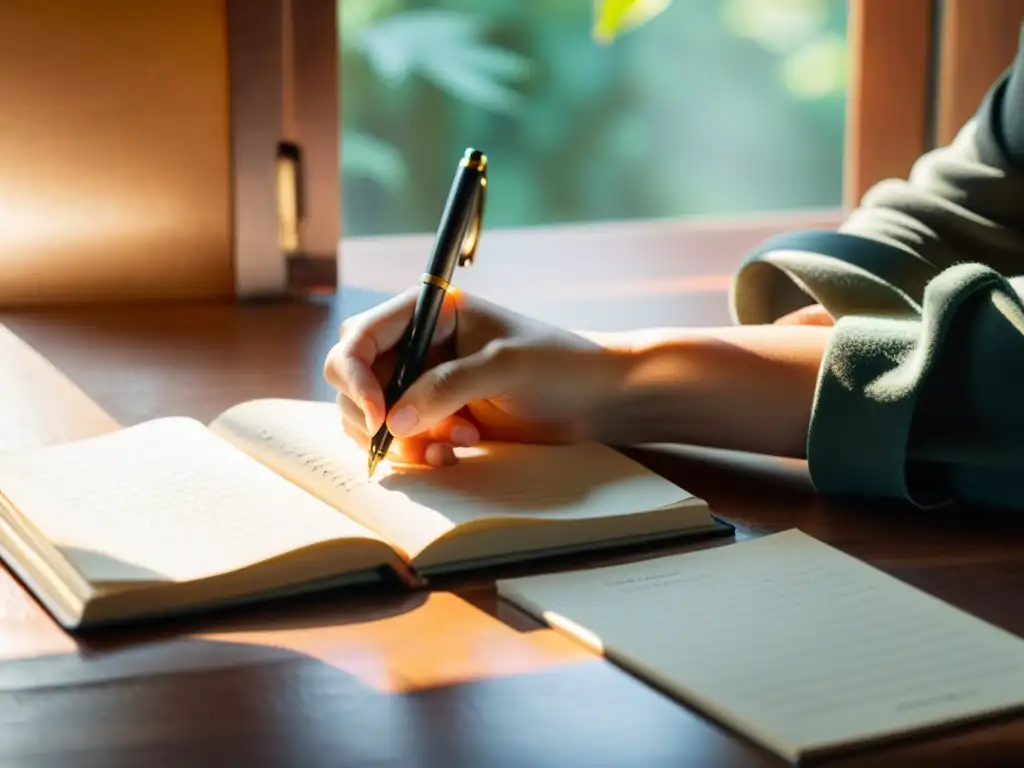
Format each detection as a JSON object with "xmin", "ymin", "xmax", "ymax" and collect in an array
[{"xmin": 341, "ymin": 0, "xmax": 848, "ymax": 237}]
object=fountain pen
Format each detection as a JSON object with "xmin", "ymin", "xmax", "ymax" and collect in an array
[{"xmin": 367, "ymin": 148, "xmax": 488, "ymax": 477}]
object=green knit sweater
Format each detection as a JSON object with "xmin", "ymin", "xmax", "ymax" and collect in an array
[{"xmin": 731, "ymin": 30, "xmax": 1024, "ymax": 509}]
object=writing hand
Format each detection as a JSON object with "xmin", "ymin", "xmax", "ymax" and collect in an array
[{"xmin": 324, "ymin": 289, "xmax": 632, "ymax": 467}]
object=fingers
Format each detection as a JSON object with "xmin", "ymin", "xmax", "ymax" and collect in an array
[
  {"xmin": 350, "ymin": 287, "xmax": 459, "ymax": 357},
  {"xmin": 338, "ymin": 393, "xmax": 478, "ymax": 468},
  {"xmin": 336, "ymin": 354, "xmax": 387, "ymax": 431},
  {"xmin": 339, "ymin": 392, "xmax": 480, "ymax": 445},
  {"xmin": 386, "ymin": 343, "xmax": 518, "ymax": 438},
  {"xmin": 345, "ymin": 421, "xmax": 457, "ymax": 467},
  {"xmin": 774, "ymin": 304, "xmax": 834, "ymax": 327},
  {"xmin": 325, "ymin": 288, "xmax": 460, "ymax": 431}
]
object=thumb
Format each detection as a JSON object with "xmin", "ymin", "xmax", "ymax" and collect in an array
[{"xmin": 386, "ymin": 346, "xmax": 514, "ymax": 437}]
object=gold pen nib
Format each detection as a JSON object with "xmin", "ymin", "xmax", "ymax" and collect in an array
[{"xmin": 368, "ymin": 453, "xmax": 381, "ymax": 479}]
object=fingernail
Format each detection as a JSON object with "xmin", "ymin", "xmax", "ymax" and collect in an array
[
  {"xmin": 451, "ymin": 426, "xmax": 479, "ymax": 446},
  {"xmin": 388, "ymin": 405, "xmax": 419, "ymax": 436}
]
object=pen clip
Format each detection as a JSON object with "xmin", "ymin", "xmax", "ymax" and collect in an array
[{"xmin": 458, "ymin": 153, "xmax": 487, "ymax": 267}]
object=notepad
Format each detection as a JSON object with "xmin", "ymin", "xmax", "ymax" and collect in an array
[
  {"xmin": 497, "ymin": 530, "xmax": 1024, "ymax": 762},
  {"xmin": 0, "ymin": 398, "xmax": 724, "ymax": 630}
]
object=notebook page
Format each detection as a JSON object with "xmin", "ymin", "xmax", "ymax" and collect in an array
[
  {"xmin": 210, "ymin": 399, "xmax": 695, "ymax": 559},
  {"xmin": 0, "ymin": 418, "xmax": 387, "ymax": 584},
  {"xmin": 497, "ymin": 530, "xmax": 1024, "ymax": 760}
]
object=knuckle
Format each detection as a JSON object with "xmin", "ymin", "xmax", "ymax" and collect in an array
[
  {"xmin": 337, "ymin": 316, "xmax": 361, "ymax": 345},
  {"xmin": 428, "ymin": 364, "xmax": 460, "ymax": 399},
  {"xmin": 323, "ymin": 343, "xmax": 343, "ymax": 386},
  {"xmin": 481, "ymin": 338, "xmax": 510, "ymax": 360},
  {"xmin": 482, "ymin": 339, "xmax": 522, "ymax": 370}
]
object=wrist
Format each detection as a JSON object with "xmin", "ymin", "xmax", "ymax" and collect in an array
[
  {"xmin": 572, "ymin": 329, "xmax": 637, "ymax": 353},
  {"xmin": 575, "ymin": 329, "xmax": 682, "ymax": 446},
  {"xmin": 585, "ymin": 326, "xmax": 826, "ymax": 456},
  {"xmin": 587, "ymin": 331, "xmax": 700, "ymax": 446}
]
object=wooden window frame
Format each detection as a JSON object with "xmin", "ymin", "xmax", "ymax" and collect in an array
[
  {"xmin": 843, "ymin": 0, "xmax": 935, "ymax": 205},
  {"xmin": 290, "ymin": 0, "xmax": 950, "ymax": 301},
  {"xmin": 269, "ymin": 1, "xmax": 1024, "ymax": 302},
  {"xmin": 845, "ymin": 0, "xmax": 1024, "ymax": 201},
  {"xmin": 935, "ymin": 0, "xmax": 1024, "ymax": 146},
  {"xmin": 228, "ymin": 0, "xmax": 339, "ymax": 299}
]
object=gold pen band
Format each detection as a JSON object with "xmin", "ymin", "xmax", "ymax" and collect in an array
[{"xmin": 422, "ymin": 273, "xmax": 451, "ymax": 291}]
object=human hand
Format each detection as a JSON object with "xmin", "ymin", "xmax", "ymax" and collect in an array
[
  {"xmin": 323, "ymin": 289, "xmax": 633, "ymax": 467},
  {"xmin": 774, "ymin": 303, "xmax": 834, "ymax": 326}
]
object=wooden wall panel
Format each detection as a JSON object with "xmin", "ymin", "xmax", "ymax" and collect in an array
[
  {"xmin": 0, "ymin": 0, "xmax": 234, "ymax": 306},
  {"xmin": 227, "ymin": 0, "xmax": 287, "ymax": 298},
  {"xmin": 936, "ymin": 0, "xmax": 1024, "ymax": 145},
  {"xmin": 291, "ymin": 0, "xmax": 341, "ymax": 264},
  {"xmin": 844, "ymin": 0, "xmax": 935, "ymax": 206}
]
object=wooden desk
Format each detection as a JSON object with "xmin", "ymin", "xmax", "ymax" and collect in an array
[{"xmin": 2, "ymin": 230, "xmax": 1024, "ymax": 766}]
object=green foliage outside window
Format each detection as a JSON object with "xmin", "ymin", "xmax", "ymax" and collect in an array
[{"xmin": 341, "ymin": 0, "xmax": 848, "ymax": 237}]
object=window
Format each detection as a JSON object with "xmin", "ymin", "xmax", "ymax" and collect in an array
[
  {"xmin": 8, "ymin": 1, "xmax": 1008, "ymax": 304},
  {"xmin": 340, "ymin": 0, "xmax": 849, "ymax": 238}
]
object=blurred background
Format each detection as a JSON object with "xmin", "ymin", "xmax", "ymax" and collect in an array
[{"xmin": 340, "ymin": 0, "xmax": 848, "ymax": 237}]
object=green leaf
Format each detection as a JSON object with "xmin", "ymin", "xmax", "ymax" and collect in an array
[
  {"xmin": 356, "ymin": 9, "xmax": 529, "ymax": 113},
  {"xmin": 780, "ymin": 32, "xmax": 847, "ymax": 99},
  {"xmin": 592, "ymin": 0, "xmax": 672, "ymax": 44},
  {"xmin": 420, "ymin": 45, "xmax": 527, "ymax": 113},
  {"xmin": 341, "ymin": 130, "xmax": 409, "ymax": 193}
]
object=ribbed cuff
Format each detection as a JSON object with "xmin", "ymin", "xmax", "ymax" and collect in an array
[
  {"xmin": 807, "ymin": 263, "xmax": 1006, "ymax": 507},
  {"xmin": 807, "ymin": 315, "xmax": 922, "ymax": 502}
]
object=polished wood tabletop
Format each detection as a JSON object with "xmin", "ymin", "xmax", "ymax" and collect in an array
[{"xmin": 2, "ymin": 228, "xmax": 1024, "ymax": 767}]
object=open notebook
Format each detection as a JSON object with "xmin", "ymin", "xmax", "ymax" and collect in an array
[
  {"xmin": 0, "ymin": 398, "xmax": 723, "ymax": 629},
  {"xmin": 497, "ymin": 530, "xmax": 1024, "ymax": 763}
]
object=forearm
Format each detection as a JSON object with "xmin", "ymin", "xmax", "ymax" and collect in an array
[{"xmin": 588, "ymin": 325, "xmax": 830, "ymax": 457}]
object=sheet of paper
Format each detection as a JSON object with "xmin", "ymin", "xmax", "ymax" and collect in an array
[
  {"xmin": 0, "ymin": 418, "xmax": 384, "ymax": 584},
  {"xmin": 497, "ymin": 529, "xmax": 1024, "ymax": 760},
  {"xmin": 211, "ymin": 399, "xmax": 695, "ymax": 559}
]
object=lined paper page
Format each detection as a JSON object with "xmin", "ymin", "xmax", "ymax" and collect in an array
[
  {"xmin": 211, "ymin": 399, "xmax": 697, "ymax": 559},
  {"xmin": 498, "ymin": 530, "xmax": 1024, "ymax": 760},
  {"xmin": 0, "ymin": 419, "xmax": 387, "ymax": 584}
]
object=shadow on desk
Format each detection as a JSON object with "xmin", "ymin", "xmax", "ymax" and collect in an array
[
  {"xmin": 4, "ymin": 584, "xmax": 1024, "ymax": 767},
  {"xmin": 0, "ymin": 636, "xmax": 781, "ymax": 768},
  {"xmin": 0, "ymin": 583, "xmax": 781, "ymax": 768}
]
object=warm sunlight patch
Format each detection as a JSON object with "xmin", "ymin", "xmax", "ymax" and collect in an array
[{"xmin": 199, "ymin": 593, "xmax": 594, "ymax": 694}]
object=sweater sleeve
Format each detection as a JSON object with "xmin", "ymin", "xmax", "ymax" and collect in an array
[{"xmin": 730, "ymin": 27, "xmax": 1024, "ymax": 509}]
